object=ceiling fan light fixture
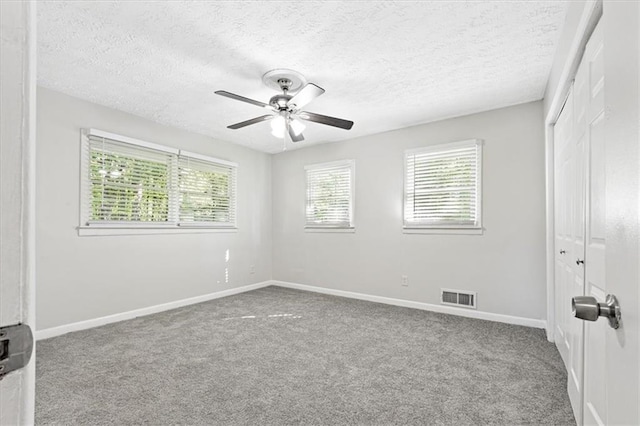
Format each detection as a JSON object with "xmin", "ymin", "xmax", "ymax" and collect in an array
[
  {"xmin": 289, "ymin": 118, "xmax": 305, "ymax": 136},
  {"xmin": 270, "ymin": 115, "xmax": 286, "ymax": 138}
]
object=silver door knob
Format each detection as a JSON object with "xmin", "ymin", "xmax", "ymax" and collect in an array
[{"xmin": 572, "ymin": 294, "xmax": 621, "ymax": 329}]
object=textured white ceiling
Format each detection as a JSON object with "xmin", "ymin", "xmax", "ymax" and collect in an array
[{"xmin": 38, "ymin": 1, "xmax": 567, "ymax": 154}]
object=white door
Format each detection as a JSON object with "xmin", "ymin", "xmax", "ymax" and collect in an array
[
  {"xmin": 554, "ymin": 79, "xmax": 586, "ymax": 423},
  {"xmin": 580, "ymin": 18, "xmax": 607, "ymax": 426},
  {"xmin": 554, "ymin": 85, "xmax": 573, "ymax": 366},
  {"xmin": 563, "ymin": 2, "xmax": 640, "ymax": 425},
  {"xmin": 580, "ymin": 2, "xmax": 640, "ymax": 425},
  {"xmin": 0, "ymin": 0, "xmax": 37, "ymax": 424}
]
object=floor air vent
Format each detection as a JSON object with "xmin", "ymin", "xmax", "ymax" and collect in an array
[{"xmin": 441, "ymin": 289, "xmax": 477, "ymax": 309}]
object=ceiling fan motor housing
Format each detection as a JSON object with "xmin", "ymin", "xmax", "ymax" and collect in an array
[{"xmin": 269, "ymin": 93, "xmax": 293, "ymax": 111}]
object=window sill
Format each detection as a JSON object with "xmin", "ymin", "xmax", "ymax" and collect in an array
[
  {"xmin": 403, "ymin": 227, "xmax": 483, "ymax": 235},
  {"xmin": 77, "ymin": 225, "xmax": 238, "ymax": 236},
  {"xmin": 304, "ymin": 227, "xmax": 355, "ymax": 233}
]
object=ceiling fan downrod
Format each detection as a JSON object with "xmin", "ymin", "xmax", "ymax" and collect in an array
[
  {"xmin": 269, "ymin": 79, "xmax": 294, "ymax": 111},
  {"xmin": 277, "ymin": 78, "xmax": 292, "ymax": 93}
]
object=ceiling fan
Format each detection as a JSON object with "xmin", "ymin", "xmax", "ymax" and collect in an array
[{"xmin": 215, "ymin": 69, "xmax": 354, "ymax": 143}]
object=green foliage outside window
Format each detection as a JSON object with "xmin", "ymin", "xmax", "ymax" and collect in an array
[
  {"xmin": 86, "ymin": 133, "xmax": 237, "ymax": 228},
  {"xmin": 90, "ymin": 151, "xmax": 169, "ymax": 222},
  {"xmin": 412, "ymin": 154, "xmax": 475, "ymax": 222},
  {"xmin": 179, "ymin": 166, "xmax": 231, "ymax": 223},
  {"xmin": 307, "ymin": 170, "xmax": 350, "ymax": 225}
]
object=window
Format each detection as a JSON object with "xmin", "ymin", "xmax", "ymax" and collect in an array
[
  {"xmin": 305, "ymin": 160, "xmax": 354, "ymax": 229},
  {"xmin": 86, "ymin": 135, "xmax": 175, "ymax": 224},
  {"xmin": 81, "ymin": 129, "xmax": 237, "ymax": 233},
  {"xmin": 404, "ymin": 139, "xmax": 482, "ymax": 232},
  {"xmin": 177, "ymin": 155, "xmax": 235, "ymax": 225}
]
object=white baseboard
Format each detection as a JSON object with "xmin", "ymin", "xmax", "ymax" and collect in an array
[
  {"xmin": 36, "ymin": 279, "xmax": 546, "ymax": 340},
  {"xmin": 271, "ymin": 280, "xmax": 547, "ymax": 329},
  {"xmin": 36, "ymin": 281, "xmax": 272, "ymax": 340}
]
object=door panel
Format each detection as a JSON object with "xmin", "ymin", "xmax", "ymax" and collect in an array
[
  {"xmin": 588, "ymin": 113, "xmax": 606, "ymax": 243},
  {"xmin": 584, "ymin": 285, "xmax": 607, "ymax": 426},
  {"xmin": 554, "ymin": 89, "xmax": 574, "ymax": 366},
  {"xmin": 554, "ymin": 83, "xmax": 585, "ymax": 421},
  {"xmin": 582, "ymin": 21, "xmax": 605, "ymax": 426}
]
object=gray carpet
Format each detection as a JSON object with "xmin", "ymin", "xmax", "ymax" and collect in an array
[{"xmin": 36, "ymin": 286, "xmax": 576, "ymax": 425}]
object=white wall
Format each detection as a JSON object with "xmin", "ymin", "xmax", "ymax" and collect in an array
[
  {"xmin": 36, "ymin": 87, "xmax": 272, "ymax": 330},
  {"xmin": 272, "ymin": 101, "xmax": 546, "ymax": 321},
  {"xmin": 37, "ymin": 91, "xmax": 547, "ymax": 328}
]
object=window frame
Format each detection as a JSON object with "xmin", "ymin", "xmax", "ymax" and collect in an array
[
  {"xmin": 177, "ymin": 150, "xmax": 238, "ymax": 228},
  {"xmin": 403, "ymin": 139, "xmax": 483, "ymax": 235},
  {"xmin": 304, "ymin": 159, "xmax": 355, "ymax": 232},
  {"xmin": 79, "ymin": 128, "xmax": 238, "ymax": 236}
]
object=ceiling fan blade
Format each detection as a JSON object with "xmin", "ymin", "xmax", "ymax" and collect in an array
[
  {"xmin": 298, "ymin": 111, "xmax": 354, "ymax": 130},
  {"xmin": 288, "ymin": 123, "xmax": 304, "ymax": 142},
  {"xmin": 287, "ymin": 83, "xmax": 325, "ymax": 110},
  {"xmin": 215, "ymin": 90, "xmax": 271, "ymax": 109},
  {"xmin": 227, "ymin": 115, "xmax": 273, "ymax": 129}
]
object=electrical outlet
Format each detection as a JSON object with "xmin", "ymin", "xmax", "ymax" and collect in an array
[
  {"xmin": 401, "ymin": 275, "xmax": 408, "ymax": 286},
  {"xmin": 249, "ymin": 265, "xmax": 256, "ymax": 274}
]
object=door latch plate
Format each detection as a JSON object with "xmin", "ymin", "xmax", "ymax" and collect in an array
[{"xmin": 0, "ymin": 323, "xmax": 34, "ymax": 379}]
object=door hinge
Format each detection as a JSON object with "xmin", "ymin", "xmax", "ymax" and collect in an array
[{"xmin": 0, "ymin": 323, "xmax": 34, "ymax": 380}]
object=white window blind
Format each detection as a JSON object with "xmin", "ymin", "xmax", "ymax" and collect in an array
[
  {"xmin": 85, "ymin": 134, "xmax": 176, "ymax": 224},
  {"xmin": 305, "ymin": 160, "xmax": 354, "ymax": 228},
  {"xmin": 404, "ymin": 140, "xmax": 482, "ymax": 229},
  {"xmin": 178, "ymin": 154, "xmax": 236, "ymax": 226},
  {"xmin": 81, "ymin": 129, "xmax": 237, "ymax": 230}
]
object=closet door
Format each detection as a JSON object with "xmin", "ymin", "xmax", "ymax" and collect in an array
[
  {"xmin": 554, "ymin": 88, "xmax": 574, "ymax": 367},
  {"xmin": 567, "ymin": 49, "xmax": 589, "ymax": 424},
  {"xmin": 554, "ymin": 81, "xmax": 587, "ymax": 422},
  {"xmin": 554, "ymin": 7, "xmax": 639, "ymax": 424}
]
